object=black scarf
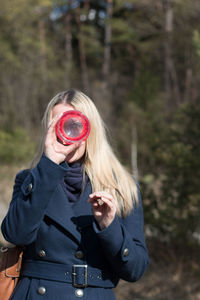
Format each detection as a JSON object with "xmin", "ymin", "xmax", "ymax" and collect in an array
[{"xmin": 62, "ymin": 161, "xmax": 88, "ymax": 203}]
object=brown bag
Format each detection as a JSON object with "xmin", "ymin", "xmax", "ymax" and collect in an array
[{"xmin": 0, "ymin": 246, "xmax": 23, "ymax": 300}]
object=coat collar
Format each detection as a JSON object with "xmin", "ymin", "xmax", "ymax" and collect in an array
[{"xmin": 45, "ymin": 181, "xmax": 93, "ymax": 244}]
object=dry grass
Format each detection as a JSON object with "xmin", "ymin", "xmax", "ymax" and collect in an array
[
  {"xmin": 115, "ymin": 240, "xmax": 200, "ymax": 300},
  {"xmin": 114, "ymin": 265, "xmax": 200, "ymax": 300}
]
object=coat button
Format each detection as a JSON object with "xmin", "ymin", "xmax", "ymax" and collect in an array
[
  {"xmin": 28, "ymin": 183, "xmax": 33, "ymax": 193},
  {"xmin": 123, "ymin": 248, "xmax": 129, "ymax": 257},
  {"xmin": 37, "ymin": 286, "xmax": 46, "ymax": 295},
  {"xmin": 75, "ymin": 289, "xmax": 84, "ymax": 297},
  {"xmin": 75, "ymin": 250, "xmax": 84, "ymax": 259},
  {"xmin": 38, "ymin": 250, "xmax": 46, "ymax": 258}
]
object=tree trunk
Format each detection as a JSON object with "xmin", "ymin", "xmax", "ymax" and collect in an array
[
  {"xmin": 75, "ymin": 3, "xmax": 90, "ymax": 93},
  {"xmin": 65, "ymin": 13, "xmax": 72, "ymax": 61},
  {"xmin": 102, "ymin": 0, "xmax": 113, "ymax": 95},
  {"xmin": 184, "ymin": 68, "xmax": 192, "ymax": 102},
  {"xmin": 163, "ymin": 0, "xmax": 180, "ymax": 106},
  {"xmin": 64, "ymin": 10, "xmax": 73, "ymax": 84},
  {"xmin": 38, "ymin": 19, "xmax": 47, "ymax": 78},
  {"xmin": 131, "ymin": 127, "xmax": 138, "ymax": 180}
]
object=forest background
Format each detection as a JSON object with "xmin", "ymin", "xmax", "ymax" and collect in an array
[{"xmin": 0, "ymin": 0, "xmax": 200, "ymax": 299}]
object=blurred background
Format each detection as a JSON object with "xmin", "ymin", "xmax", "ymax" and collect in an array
[{"xmin": 0, "ymin": 0, "xmax": 200, "ymax": 299}]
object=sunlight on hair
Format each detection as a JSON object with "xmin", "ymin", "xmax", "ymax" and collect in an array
[{"xmin": 31, "ymin": 89, "xmax": 138, "ymax": 216}]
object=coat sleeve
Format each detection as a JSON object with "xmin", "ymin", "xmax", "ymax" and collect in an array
[
  {"xmin": 1, "ymin": 154, "xmax": 69, "ymax": 246},
  {"xmin": 92, "ymin": 184, "xmax": 149, "ymax": 282}
]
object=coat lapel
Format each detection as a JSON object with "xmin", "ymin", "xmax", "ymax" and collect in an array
[
  {"xmin": 44, "ymin": 181, "xmax": 93, "ymax": 244},
  {"xmin": 71, "ymin": 181, "xmax": 94, "ymax": 229}
]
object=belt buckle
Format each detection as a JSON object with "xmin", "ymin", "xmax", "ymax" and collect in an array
[{"xmin": 72, "ymin": 265, "xmax": 88, "ymax": 288}]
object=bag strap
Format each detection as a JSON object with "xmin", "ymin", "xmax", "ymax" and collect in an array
[{"xmin": 1, "ymin": 247, "xmax": 23, "ymax": 279}]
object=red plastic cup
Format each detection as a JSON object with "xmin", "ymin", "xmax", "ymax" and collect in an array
[{"xmin": 55, "ymin": 110, "xmax": 91, "ymax": 145}]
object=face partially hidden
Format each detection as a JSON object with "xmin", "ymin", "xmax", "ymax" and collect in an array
[{"xmin": 52, "ymin": 103, "xmax": 86, "ymax": 164}]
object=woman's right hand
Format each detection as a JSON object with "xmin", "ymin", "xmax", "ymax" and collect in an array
[{"xmin": 44, "ymin": 113, "xmax": 81, "ymax": 165}]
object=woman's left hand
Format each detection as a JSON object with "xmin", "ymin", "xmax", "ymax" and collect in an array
[{"xmin": 88, "ymin": 191, "xmax": 117, "ymax": 230}]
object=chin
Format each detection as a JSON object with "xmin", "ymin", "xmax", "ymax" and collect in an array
[
  {"xmin": 66, "ymin": 156, "xmax": 76, "ymax": 164},
  {"xmin": 66, "ymin": 147, "xmax": 86, "ymax": 164},
  {"xmin": 66, "ymin": 154, "xmax": 81, "ymax": 164},
  {"xmin": 66, "ymin": 154, "xmax": 85, "ymax": 164}
]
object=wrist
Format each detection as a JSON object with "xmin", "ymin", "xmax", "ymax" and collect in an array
[{"xmin": 43, "ymin": 152, "xmax": 61, "ymax": 165}]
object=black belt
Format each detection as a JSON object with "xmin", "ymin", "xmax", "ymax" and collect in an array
[{"xmin": 21, "ymin": 260, "xmax": 118, "ymax": 288}]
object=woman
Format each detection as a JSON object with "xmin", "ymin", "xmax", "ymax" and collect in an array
[{"xmin": 1, "ymin": 89, "xmax": 149, "ymax": 300}]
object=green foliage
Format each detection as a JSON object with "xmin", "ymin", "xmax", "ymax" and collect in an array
[
  {"xmin": 81, "ymin": 25, "xmax": 103, "ymax": 65},
  {"xmin": 0, "ymin": 0, "xmax": 200, "ymax": 250},
  {"xmin": 129, "ymin": 68, "xmax": 160, "ymax": 110},
  {"xmin": 193, "ymin": 30, "xmax": 200, "ymax": 57},
  {"xmin": 111, "ymin": 18, "xmax": 137, "ymax": 44},
  {"xmin": 0, "ymin": 128, "xmax": 35, "ymax": 164},
  {"xmin": 142, "ymin": 103, "xmax": 200, "ymax": 244}
]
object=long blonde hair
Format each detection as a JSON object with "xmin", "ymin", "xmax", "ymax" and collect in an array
[{"xmin": 32, "ymin": 89, "xmax": 138, "ymax": 216}]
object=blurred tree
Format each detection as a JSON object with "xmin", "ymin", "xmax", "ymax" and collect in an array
[
  {"xmin": 163, "ymin": 0, "xmax": 180, "ymax": 105},
  {"xmin": 0, "ymin": 0, "xmax": 54, "ymax": 129},
  {"xmin": 142, "ymin": 103, "xmax": 200, "ymax": 244},
  {"xmin": 0, "ymin": 0, "xmax": 200, "ymax": 249},
  {"xmin": 0, "ymin": 128, "xmax": 35, "ymax": 164},
  {"xmin": 75, "ymin": 1, "xmax": 90, "ymax": 93},
  {"xmin": 102, "ymin": 0, "xmax": 113, "ymax": 97}
]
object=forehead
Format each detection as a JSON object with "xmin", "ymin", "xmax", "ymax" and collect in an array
[{"xmin": 51, "ymin": 103, "xmax": 74, "ymax": 118}]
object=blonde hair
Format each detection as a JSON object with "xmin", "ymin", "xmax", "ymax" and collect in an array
[{"xmin": 32, "ymin": 89, "xmax": 138, "ymax": 216}]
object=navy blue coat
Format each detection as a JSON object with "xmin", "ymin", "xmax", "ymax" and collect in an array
[{"xmin": 1, "ymin": 155, "xmax": 149, "ymax": 300}]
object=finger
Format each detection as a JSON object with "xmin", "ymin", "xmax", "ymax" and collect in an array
[
  {"xmin": 92, "ymin": 202, "xmax": 99, "ymax": 207},
  {"xmin": 48, "ymin": 112, "xmax": 63, "ymax": 129},
  {"xmin": 89, "ymin": 196, "xmax": 114, "ymax": 209},
  {"xmin": 46, "ymin": 113, "xmax": 64, "ymax": 144},
  {"xmin": 95, "ymin": 211, "xmax": 103, "ymax": 217},
  {"xmin": 88, "ymin": 198, "xmax": 104, "ymax": 206},
  {"xmin": 54, "ymin": 141, "xmax": 82, "ymax": 157},
  {"xmin": 62, "ymin": 141, "xmax": 82, "ymax": 154},
  {"xmin": 89, "ymin": 191, "xmax": 111, "ymax": 198},
  {"xmin": 97, "ymin": 199, "xmax": 104, "ymax": 206},
  {"xmin": 100, "ymin": 197, "xmax": 114, "ymax": 209},
  {"xmin": 89, "ymin": 192, "xmax": 114, "ymax": 202},
  {"xmin": 47, "ymin": 113, "xmax": 64, "ymax": 141},
  {"xmin": 88, "ymin": 198, "xmax": 96, "ymax": 203},
  {"xmin": 47, "ymin": 118, "xmax": 54, "ymax": 130}
]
